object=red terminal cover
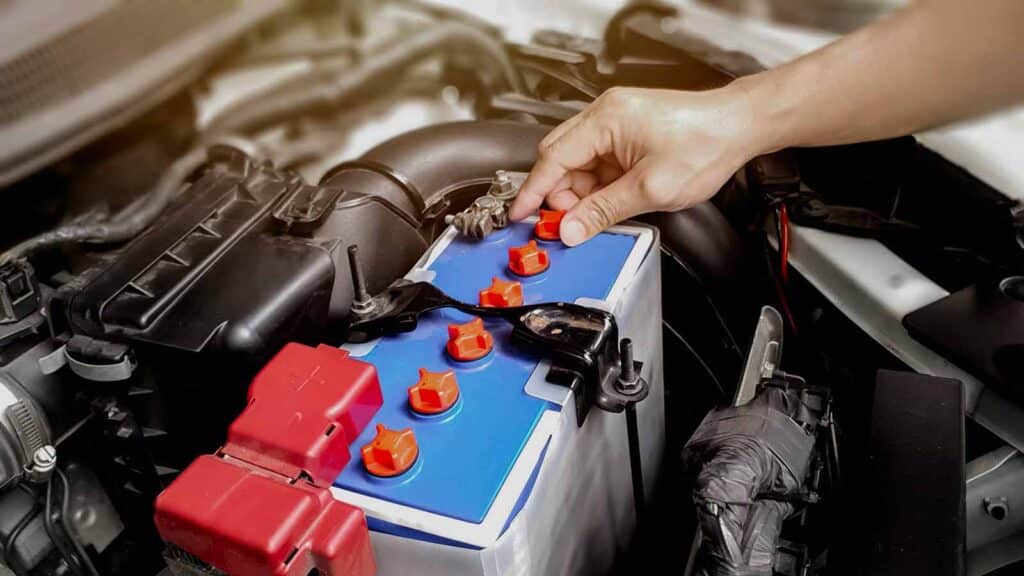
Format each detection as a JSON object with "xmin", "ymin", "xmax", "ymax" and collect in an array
[
  {"xmin": 223, "ymin": 343, "xmax": 383, "ymax": 485},
  {"xmin": 155, "ymin": 343, "xmax": 382, "ymax": 576},
  {"xmin": 155, "ymin": 456, "xmax": 375, "ymax": 576}
]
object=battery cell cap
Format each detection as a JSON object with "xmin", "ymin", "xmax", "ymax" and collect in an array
[
  {"xmin": 446, "ymin": 317, "xmax": 494, "ymax": 361},
  {"xmin": 508, "ymin": 240, "xmax": 550, "ymax": 276},
  {"xmin": 361, "ymin": 424, "xmax": 418, "ymax": 477},
  {"xmin": 478, "ymin": 277, "xmax": 523, "ymax": 308},
  {"xmin": 534, "ymin": 209, "xmax": 565, "ymax": 241},
  {"xmin": 408, "ymin": 368, "xmax": 460, "ymax": 414}
]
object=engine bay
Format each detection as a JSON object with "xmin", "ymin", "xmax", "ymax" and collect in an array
[{"xmin": 1, "ymin": 2, "xmax": 1023, "ymax": 575}]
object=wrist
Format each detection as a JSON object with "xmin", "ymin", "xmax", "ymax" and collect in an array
[{"xmin": 726, "ymin": 72, "xmax": 796, "ymax": 157}]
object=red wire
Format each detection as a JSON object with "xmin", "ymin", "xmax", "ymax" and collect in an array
[
  {"xmin": 773, "ymin": 269, "xmax": 799, "ymax": 336},
  {"xmin": 773, "ymin": 204, "xmax": 798, "ymax": 335},
  {"xmin": 779, "ymin": 204, "xmax": 791, "ymax": 285}
]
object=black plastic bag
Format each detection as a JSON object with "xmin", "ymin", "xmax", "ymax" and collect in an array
[{"xmin": 682, "ymin": 387, "xmax": 816, "ymax": 576}]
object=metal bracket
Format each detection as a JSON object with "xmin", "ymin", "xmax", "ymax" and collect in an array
[{"xmin": 735, "ymin": 306, "xmax": 784, "ymax": 406}]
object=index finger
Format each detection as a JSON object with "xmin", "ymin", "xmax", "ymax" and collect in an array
[{"xmin": 510, "ymin": 114, "xmax": 604, "ymax": 220}]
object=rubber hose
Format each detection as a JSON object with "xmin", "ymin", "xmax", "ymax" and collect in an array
[
  {"xmin": 203, "ymin": 21, "xmax": 524, "ymax": 137},
  {"xmin": 322, "ymin": 120, "xmax": 549, "ymax": 220},
  {"xmin": 0, "ymin": 148, "xmax": 207, "ymax": 265}
]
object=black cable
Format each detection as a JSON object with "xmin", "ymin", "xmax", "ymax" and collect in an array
[
  {"xmin": 41, "ymin": 469, "xmax": 101, "ymax": 576},
  {"xmin": 0, "ymin": 147, "xmax": 208, "ymax": 265},
  {"xmin": 662, "ymin": 320, "xmax": 727, "ymax": 401},
  {"xmin": 625, "ymin": 402, "xmax": 645, "ymax": 526},
  {"xmin": 54, "ymin": 413, "xmax": 95, "ymax": 447},
  {"xmin": 57, "ymin": 468, "xmax": 100, "ymax": 576},
  {"xmin": 0, "ymin": 473, "xmax": 19, "ymax": 493},
  {"xmin": 659, "ymin": 245, "xmax": 744, "ymax": 364},
  {"xmin": 3, "ymin": 501, "xmax": 39, "ymax": 574},
  {"xmin": 43, "ymin": 476, "xmax": 84, "ymax": 576},
  {"xmin": 203, "ymin": 20, "xmax": 524, "ymax": 137}
]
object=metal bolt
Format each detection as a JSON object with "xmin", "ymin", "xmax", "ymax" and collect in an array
[
  {"xmin": 620, "ymin": 339, "xmax": 636, "ymax": 382},
  {"xmin": 494, "ymin": 170, "xmax": 516, "ymax": 197},
  {"xmin": 347, "ymin": 245, "xmax": 375, "ymax": 315},
  {"xmin": 617, "ymin": 339, "xmax": 642, "ymax": 395}
]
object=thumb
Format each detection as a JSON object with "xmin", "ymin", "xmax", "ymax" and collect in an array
[{"xmin": 560, "ymin": 167, "xmax": 645, "ymax": 246}]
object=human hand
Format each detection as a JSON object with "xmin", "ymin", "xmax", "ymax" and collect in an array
[{"xmin": 509, "ymin": 86, "xmax": 763, "ymax": 245}]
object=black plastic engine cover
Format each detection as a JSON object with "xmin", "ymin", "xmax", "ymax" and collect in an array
[
  {"xmin": 59, "ymin": 156, "xmax": 336, "ymax": 359},
  {"xmin": 44, "ymin": 151, "xmax": 436, "ymax": 469}
]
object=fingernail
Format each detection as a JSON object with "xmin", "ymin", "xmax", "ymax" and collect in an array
[{"xmin": 560, "ymin": 219, "xmax": 586, "ymax": 246}]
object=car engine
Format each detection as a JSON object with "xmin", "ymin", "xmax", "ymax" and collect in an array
[{"xmin": 1, "ymin": 1, "xmax": 1022, "ymax": 575}]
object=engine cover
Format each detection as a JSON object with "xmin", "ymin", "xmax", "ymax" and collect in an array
[{"xmin": 60, "ymin": 154, "xmax": 336, "ymax": 359}]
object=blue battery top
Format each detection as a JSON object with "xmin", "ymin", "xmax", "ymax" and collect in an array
[{"xmin": 334, "ymin": 222, "xmax": 637, "ymax": 523}]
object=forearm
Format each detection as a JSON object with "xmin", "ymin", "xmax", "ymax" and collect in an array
[
  {"xmin": 510, "ymin": 0, "xmax": 1024, "ymax": 242},
  {"xmin": 735, "ymin": 0, "xmax": 1024, "ymax": 153}
]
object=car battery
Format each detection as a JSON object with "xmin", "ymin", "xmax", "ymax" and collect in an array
[
  {"xmin": 154, "ymin": 216, "xmax": 663, "ymax": 576},
  {"xmin": 335, "ymin": 216, "xmax": 664, "ymax": 576}
]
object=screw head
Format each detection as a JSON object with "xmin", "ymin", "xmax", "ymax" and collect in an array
[{"xmin": 32, "ymin": 445, "xmax": 57, "ymax": 471}]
